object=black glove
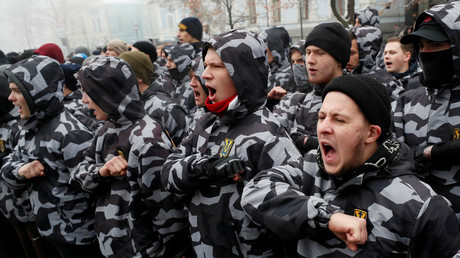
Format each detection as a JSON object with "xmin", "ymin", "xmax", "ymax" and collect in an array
[
  {"xmin": 431, "ymin": 140, "xmax": 460, "ymax": 166},
  {"xmin": 292, "ymin": 134, "xmax": 318, "ymax": 155},
  {"xmin": 203, "ymin": 156, "xmax": 246, "ymax": 181}
]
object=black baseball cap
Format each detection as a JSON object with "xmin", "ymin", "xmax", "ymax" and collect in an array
[{"xmin": 401, "ymin": 15, "xmax": 448, "ymax": 44}]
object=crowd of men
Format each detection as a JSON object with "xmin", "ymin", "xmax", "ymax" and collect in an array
[{"xmin": 0, "ymin": 2, "xmax": 460, "ymax": 258}]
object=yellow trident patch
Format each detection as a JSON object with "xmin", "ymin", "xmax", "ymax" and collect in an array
[
  {"xmin": 179, "ymin": 23, "xmax": 187, "ymax": 30},
  {"xmin": 0, "ymin": 140, "xmax": 5, "ymax": 153},
  {"xmin": 219, "ymin": 138, "xmax": 234, "ymax": 158},
  {"xmin": 454, "ymin": 128, "xmax": 460, "ymax": 140},
  {"xmin": 117, "ymin": 150, "xmax": 126, "ymax": 159},
  {"xmin": 354, "ymin": 209, "xmax": 367, "ymax": 220}
]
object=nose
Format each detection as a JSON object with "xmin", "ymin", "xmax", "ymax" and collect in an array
[
  {"xmin": 190, "ymin": 77, "xmax": 198, "ymax": 88},
  {"xmin": 202, "ymin": 66, "xmax": 212, "ymax": 80},
  {"xmin": 317, "ymin": 117, "xmax": 333, "ymax": 135},
  {"xmin": 306, "ymin": 53, "xmax": 315, "ymax": 65},
  {"xmin": 8, "ymin": 91, "xmax": 15, "ymax": 102},
  {"xmin": 82, "ymin": 92, "xmax": 89, "ymax": 104},
  {"xmin": 166, "ymin": 60, "xmax": 173, "ymax": 69}
]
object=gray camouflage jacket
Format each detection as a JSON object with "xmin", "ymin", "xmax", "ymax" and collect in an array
[
  {"xmin": 152, "ymin": 62, "xmax": 175, "ymax": 96},
  {"xmin": 1, "ymin": 55, "xmax": 96, "ymax": 245},
  {"xmin": 64, "ymin": 89, "xmax": 102, "ymax": 133},
  {"xmin": 350, "ymin": 25, "xmax": 382, "ymax": 75},
  {"xmin": 167, "ymin": 43, "xmax": 196, "ymax": 113},
  {"xmin": 392, "ymin": 1, "xmax": 460, "ymax": 221},
  {"xmin": 161, "ymin": 29, "xmax": 302, "ymax": 257},
  {"xmin": 0, "ymin": 106, "xmax": 32, "ymax": 224},
  {"xmin": 142, "ymin": 81, "xmax": 190, "ymax": 146},
  {"xmin": 242, "ymin": 140, "xmax": 460, "ymax": 257},
  {"xmin": 71, "ymin": 56, "xmax": 190, "ymax": 257},
  {"xmin": 265, "ymin": 28, "xmax": 295, "ymax": 92},
  {"xmin": 273, "ymin": 86, "xmax": 323, "ymax": 155}
]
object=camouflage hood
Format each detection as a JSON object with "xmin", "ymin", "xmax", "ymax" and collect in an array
[
  {"xmin": 265, "ymin": 27, "xmax": 289, "ymax": 63},
  {"xmin": 355, "ymin": 6, "xmax": 380, "ymax": 27},
  {"xmin": 0, "ymin": 64, "xmax": 15, "ymax": 122},
  {"xmin": 351, "ymin": 25, "xmax": 382, "ymax": 74},
  {"xmin": 167, "ymin": 43, "xmax": 196, "ymax": 74},
  {"xmin": 414, "ymin": 1, "xmax": 460, "ymax": 74},
  {"xmin": 289, "ymin": 39, "xmax": 306, "ymax": 60},
  {"xmin": 202, "ymin": 29, "xmax": 268, "ymax": 114},
  {"xmin": 4, "ymin": 55, "xmax": 64, "ymax": 123},
  {"xmin": 76, "ymin": 56, "xmax": 145, "ymax": 125}
]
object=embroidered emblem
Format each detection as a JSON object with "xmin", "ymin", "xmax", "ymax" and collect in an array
[
  {"xmin": 179, "ymin": 23, "xmax": 187, "ymax": 30},
  {"xmin": 219, "ymin": 138, "xmax": 234, "ymax": 158},
  {"xmin": 354, "ymin": 209, "xmax": 367, "ymax": 220},
  {"xmin": 0, "ymin": 140, "xmax": 5, "ymax": 153},
  {"xmin": 454, "ymin": 128, "xmax": 460, "ymax": 140},
  {"xmin": 117, "ymin": 149, "xmax": 125, "ymax": 159}
]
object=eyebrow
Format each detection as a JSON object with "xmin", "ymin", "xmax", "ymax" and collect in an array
[
  {"xmin": 204, "ymin": 59, "xmax": 224, "ymax": 66},
  {"xmin": 318, "ymin": 109, "xmax": 349, "ymax": 118}
]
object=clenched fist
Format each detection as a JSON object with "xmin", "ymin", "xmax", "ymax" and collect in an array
[{"xmin": 18, "ymin": 160, "xmax": 45, "ymax": 179}]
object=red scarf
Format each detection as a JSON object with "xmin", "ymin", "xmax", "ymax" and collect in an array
[{"xmin": 205, "ymin": 95, "xmax": 237, "ymax": 117}]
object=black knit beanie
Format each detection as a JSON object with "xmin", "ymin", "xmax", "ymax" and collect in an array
[
  {"xmin": 133, "ymin": 41, "xmax": 157, "ymax": 62},
  {"xmin": 322, "ymin": 75, "xmax": 392, "ymax": 142},
  {"xmin": 305, "ymin": 22, "xmax": 351, "ymax": 69},
  {"xmin": 179, "ymin": 17, "xmax": 203, "ymax": 41}
]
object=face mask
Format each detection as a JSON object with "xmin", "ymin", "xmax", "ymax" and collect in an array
[
  {"xmin": 168, "ymin": 68, "xmax": 180, "ymax": 81},
  {"xmin": 418, "ymin": 48, "xmax": 453, "ymax": 88},
  {"xmin": 292, "ymin": 63, "xmax": 312, "ymax": 93}
]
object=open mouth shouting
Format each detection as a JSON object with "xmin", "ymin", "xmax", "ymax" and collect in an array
[
  {"xmin": 206, "ymin": 85, "xmax": 217, "ymax": 102},
  {"xmin": 320, "ymin": 141, "xmax": 336, "ymax": 164}
]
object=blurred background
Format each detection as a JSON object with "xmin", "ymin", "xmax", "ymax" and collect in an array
[{"xmin": 0, "ymin": 0, "xmax": 448, "ymax": 57}]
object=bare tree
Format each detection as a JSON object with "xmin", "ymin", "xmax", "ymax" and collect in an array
[{"xmin": 183, "ymin": 0, "xmax": 297, "ymax": 35}]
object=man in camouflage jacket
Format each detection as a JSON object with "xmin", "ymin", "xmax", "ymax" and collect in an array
[
  {"xmin": 1, "ymin": 56, "xmax": 99, "ymax": 256},
  {"xmin": 348, "ymin": 25, "xmax": 406, "ymax": 101},
  {"xmin": 161, "ymin": 29, "xmax": 302, "ymax": 257},
  {"xmin": 71, "ymin": 56, "xmax": 191, "ymax": 258},
  {"xmin": 394, "ymin": 1, "xmax": 460, "ymax": 222},
  {"xmin": 61, "ymin": 63, "xmax": 102, "ymax": 133},
  {"xmin": 273, "ymin": 22, "xmax": 350, "ymax": 155},
  {"xmin": 264, "ymin": 27, "xmax": 295, "ymax": 93},
  {"xmin": 243, "ymin": 75, "xmax": 460, "ymax": 257},
  {"xmin": 0, "ymin": 64, "xmax": 33, "ymax": 258},
  {"xmin": 0, "ymin": 64, "xmax": 29, "ymax": 224},
  {"xmin": 119, "ymin": 51, "xmax": 190, "ymax": 147},
  {"xmin": 166, "ymin": 43, "xmax": 197, "ymax": 113}
]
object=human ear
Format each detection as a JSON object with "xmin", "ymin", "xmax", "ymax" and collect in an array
[
  {"xmin": 404, "ymin": 51, "xmax": 411, "ymax": 62},
  {"xmin": 365, "ymin": 125, "xmax": 381, "ymax": 144}
]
